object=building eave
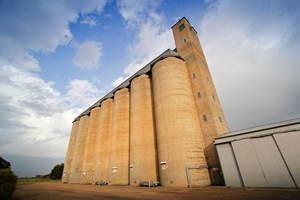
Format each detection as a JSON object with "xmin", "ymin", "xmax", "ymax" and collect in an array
[
  {"xmin": 74, "ymin": 49, "xmax": 183, "ymax": 120},
  {"xmin": 214, "ymin": 118, "xmax": 300, "ymax": 145}
]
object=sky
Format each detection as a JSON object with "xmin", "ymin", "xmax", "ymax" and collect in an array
[{"xmin": 0, "ymin": 0, "xmax": 299, "ymax": 177}]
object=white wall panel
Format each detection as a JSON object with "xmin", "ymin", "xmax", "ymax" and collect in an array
[
  {"xmin": 252, "ymin": 136, "xmax": 295, "ymax": 188},
  {"xmin": 216, "ymin": 143, "xmax": 243, "ymax": 187},
  {"xmin": 274, "ymin": 131, "xmax": 300, "ymax": 188},
  {"xmin": 232, "ymin": 139, "xmax": 268, "ymax": 187}
]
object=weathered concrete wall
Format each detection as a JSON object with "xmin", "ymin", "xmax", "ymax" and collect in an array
[
  {"xmin": 80, "ymin": 107, "xmax": 101, "ymax": 184},
  {"xmin": 215, "ymin": 120, "xmax": 300, "ymax": 188},
  {"xmin": 152, "ymin": 57, "xmax": 210, "ymax": 187},
  {"xmin": 69, "ymin": 115, "xmax": 90, "ymax": 183},
  {"xmin": 93, "ymin": 98, "xmax": 113, "ymax": 183},
  {"xmin": 172, "ymin": 18, "xmax": 229, "ymax": 183},
  {"xmin": 129, "ymin": 74, "xmax": 158, "ymax": 186},
  {"xmin": 64, "ymin": 18, "xmax": 229, "ymax": 187},
  {"xmin": 109, "ymin": 88, "xmax": 130, "ymax": 185},
  {"xmin": 62, "ymin": 120, "xmax": 79, "ymax": 183}
]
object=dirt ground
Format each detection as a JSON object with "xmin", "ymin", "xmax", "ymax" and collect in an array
[{"xmin": 12, "ymin": 182, "xmax": 300, "ymax": 200}]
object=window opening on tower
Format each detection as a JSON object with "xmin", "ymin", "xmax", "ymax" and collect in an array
[
  {"xmin": 179, "ymin": 24, "xmax": 185, "ymax": 31},
  {"xmin": 197, "ymin": 92, "xmax": 201, "ymax": 98},
  {"xmin": 203, "ymin": 115, "xmax": 207, "ymax": 122}
]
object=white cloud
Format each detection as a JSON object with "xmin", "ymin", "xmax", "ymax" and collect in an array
[
  {"xmin": 117, "ymin": 0, "xmax": 161, "ymax": 26},
  {"xmin": 0, "ymin": 0, "xmax": 108, "ymax": 162},
  {"xmin": 80, "ymin": 15, "xmax": 98, "ymax": 28},
  {"xmin": 65, "ymin": 79, "xmax": 105, "ymax": 108},
  {"xmin": 126, "ymin": 14, "xmax": 173, "ymax": 70},
  {"xmin": 110, "ymin": 76, "xmax": 127, "ymax": 88},
  {"xmin": 0, "ymin": 0, "xmax": 107, "ymax": 71},
  {"xmin": 199, "ymin": 0, "xmax": 300, "ymax": 130},
  {"xmin": 73, "ymin": 40, "xmax": 102, "ymax": 70},
  {"xmin": 112, "ymin": 0, "xmax": 174, "ymax": 84},
  {"xmin": 0, "ymin": 66, "xmax": 103, "ymax": 158},
  {"xmin": 0, "ymin": 66, "xmax": 71, "ymax": 157}
]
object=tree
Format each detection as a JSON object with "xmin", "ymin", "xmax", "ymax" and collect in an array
[
  {"xmin": 0, "ymin": 157, "xmax": 17, "ymax": 200},
  {"xmin": 0, "ymin": 157, "xmax": 11, "ymax": 169},
  {"xmin": 50, "ymin": 163, "xmax": 64, "ymax": 180}
]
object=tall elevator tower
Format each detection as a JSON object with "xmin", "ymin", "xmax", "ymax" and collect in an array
[
  {"xmin": 172, "ymin": 17, "xmax": 229, "ymax": 182},
  {"xmin": 63, "ymin": 17, "xmax": 229, "ymax": 187}
]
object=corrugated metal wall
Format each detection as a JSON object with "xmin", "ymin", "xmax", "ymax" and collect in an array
[
  {"xmin": 251, "ymin": 136, "xmax": 295, "ymax": 187},
  {"xmin": 216, "ymin": 143, "xmax": 242, "ymax": 187},
  {"xmin": 273, "ymin": 131, "xmax": 300, "ymax": 188},
  {"xmin": 232, "ymin": 139, "xmax": 268, "ymax": 187},
  {"xmin": 216, "ymin": 125, "xmax": 299, "ymax": 188}
]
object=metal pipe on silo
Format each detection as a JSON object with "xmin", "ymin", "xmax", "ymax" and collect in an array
[
  {"xmin": 109, "ymin": 88, "xmax": 130, "ymax": 185},
  {"xmin": 93, "ymin": 98, "xmax": 113, "ymax": 184},
  {"xmin": 68, "ymin": 114, "xmax": 90, "ymax": 183},
  {"xmin": 62, "ymin": 119, "xmax": 80, "ymax": 183},
  {"xmin": 129, "ymin": 74, "xmax": 158, "ymax": 186},
  {"xmin": 80, "ymin": 107, "xmax": 101, "ymax": 184},
  {"xmin": 152, "ymin": 57, "xmax": 210, "ymax": 187}
]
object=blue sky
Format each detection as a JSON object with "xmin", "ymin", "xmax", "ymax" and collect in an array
[{"xmin": 1, "ymin": 0, "xmax": 300, "ymax": 177}]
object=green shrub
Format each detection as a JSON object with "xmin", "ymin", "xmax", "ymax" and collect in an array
[
  {"xmin": 50, "ymin": 163, "xmax": 64, "ymax": 180},
  {"xmin": 0, "ymin": 169, "xmax": 18, "ymax": 200}
]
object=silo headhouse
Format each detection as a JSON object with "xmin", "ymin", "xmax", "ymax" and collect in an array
[{"xmin": 62, "ymin": 17, "xmax": 229, "ymax": 187}]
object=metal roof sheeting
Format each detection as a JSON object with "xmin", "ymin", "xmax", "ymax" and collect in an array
[
  {"xmin": 214, "ymin": 118, "xmax": 300, "ymax": 144},
  {"xmin": 74, "ymin": 49, "xmax": 183, "ymax": 121}
]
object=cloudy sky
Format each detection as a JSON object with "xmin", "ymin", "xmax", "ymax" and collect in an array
[{"xmin": 1, "ymin": 0, "xmax": 299, "ymax": 177}]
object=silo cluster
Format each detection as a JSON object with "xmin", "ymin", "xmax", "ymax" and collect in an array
[
  {"xmin": 62, "ymin": 55, "xmax": 210, "ymax": 187},
  {"xmin": 62, "ymin": 17, "xmax": 228, "ymax": 187}
]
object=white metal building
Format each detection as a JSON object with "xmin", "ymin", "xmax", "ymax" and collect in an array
[{"xmin": 214, "ymin": 118, "xmax": 300, "ymax": 188}]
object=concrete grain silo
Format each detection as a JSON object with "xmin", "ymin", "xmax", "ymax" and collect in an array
[
  {"xmin": 93, "ymin": 98, "xmax": 113, "ymax": 184},
  {"xmin": 152, "ymin": 57, "xmax": 210, "ymax": 187},
  {"xmin": 80, "ymin": 107, "xmax": 101, "ymax": 184},
  {"xmin": 62, "ymin": 119, "xmax": 79, "ymax": 183},
  {"xmin": 109, "ymin": 88, "xmax": 130, "ymax": 185},
  {"xmin": 172, "ymin": 17, "xmax": 229, "ymax": 184},
  {"xmin": 63, "ymin": 17, "xmax": 229, "ymax": 187},
  {"xmin": 129, "ymin": 74, "xmax": 158, "ymax": 186},
  {"xmin": 68, "ymin": 114, "xmax": 90, "ymax": 183}
]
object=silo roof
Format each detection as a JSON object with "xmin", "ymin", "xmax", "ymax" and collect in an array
[
  {"xmin": 73, "ymin": 48, "xmax": 183, "ymax": 121},
  {"xmin": 214, "ymin": 117, "xmax": 300, "ymax": 144}
]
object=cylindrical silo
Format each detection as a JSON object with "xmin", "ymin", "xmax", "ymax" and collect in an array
[
  {"xmin": 68, "ymin": 114, "xmax": 90, "ymax": 183},
  {"xmin": 62, "ymin": 119, "xmax": 80, "ymax": 183},
  {"xmin": 152, "ymin": 56, "xmax": 210, "ymax": 187},
  {"xmin": 93, "ymin": 98, "xmax": 113, "ymax": 184},
  {"xmin": 129, "ymin": 74, "xmax": 158, "ymax": 186},
  {"xmin": 80, "ymin": 107, "xmax": 101, "ymax": 184},
  {"xmin": 109, "ymin": 88, "xmax": 130, "ymax": 185}
]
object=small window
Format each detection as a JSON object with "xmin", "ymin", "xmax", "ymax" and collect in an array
[
  {"xmin": 219, "ymin": 117, "xmax": 222, "ymax": 123},
  {"xmin": 212, "ymin": 95, "xmax": 215, "ymax": 101},
  {"xmin": 192, "ymin": 73, "xmax": 196, "ymax": 79},
  {"xmin": 179, "ymin": 24, "xmax": 185, "ymax": 31},
  {"xmin": 197, "ymin": 92, "xmax": 201, "ymax": 98},
  {"xmin": 183, "ymin": 38, "xmax": 186, "ymax": 43},
  {"xmin": 203, "ymin": 115, "xmax": 207, "ymax": 122},
  {"xmin": 112, "ymin": 167, "xmax": 118, "ymax": 173},
  {"xmin": 206, "ymin": 76, "xmax": 209, "ymax": 81}
]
